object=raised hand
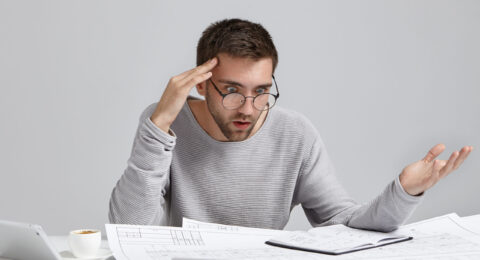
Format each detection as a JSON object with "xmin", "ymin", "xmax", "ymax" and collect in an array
[
  {"xmin": 150, "ymin": 57, "xmax": 218, "ymax": 133},
  {"xmin": 399, "ymin": 144, "xmax": 473, "ymax": 196}
]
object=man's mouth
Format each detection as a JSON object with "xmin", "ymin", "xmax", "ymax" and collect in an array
[{"xmin": 233, "ymin": 121, "xmax": 252, "ymax": 130}]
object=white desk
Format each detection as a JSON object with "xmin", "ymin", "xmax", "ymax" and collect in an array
[
  {"xmin": 0, "ymin": 236, "xmax": 113, "ymax": 260},
  {"xmin": 2, "ymin": 214, "xmax": 479, "ymax": 260}
]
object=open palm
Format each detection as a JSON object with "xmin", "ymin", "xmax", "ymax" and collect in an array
[{"xmin": 399, "ymin": 144, "xmax": 473, "ymax": 196}]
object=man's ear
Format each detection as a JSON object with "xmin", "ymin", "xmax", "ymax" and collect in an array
[{"xmin": 196, "ymin": 81, "xmax": 207, "ymax": 97}]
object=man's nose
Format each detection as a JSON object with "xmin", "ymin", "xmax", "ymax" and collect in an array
[{"xmin": 237, "ymin": 97, "xmax": 255, "ymax": 115}]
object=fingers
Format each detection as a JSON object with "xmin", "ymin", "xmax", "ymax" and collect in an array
[
  {"xmin": 431, "ymin": 159, "xmax": 445, "ymax": 181},
  {"xmin": 170, "ymin": 57, "xmax": 218, "ymax": 83},
  {"xmin": 452, "ymin": 146, "xmax": 473, "ymax": 170},
  {"xmin": 179, "ymin": 57, "xmax": 218, "ymax": 85},
  {"xmin": 173, "ymin": 68, "xmax": 198, "ymax": 82},
  {"xmin": 418, "ymin": 145, "xmax": 473, "ymax": 192},
  {"xmin": 439, "ymin": 151, "xmax": 459, "ymax": 177},
  {"xmin": 423, "ymin": 143, "xmax": 446, "ymax": 163},
  {"xmin": 437, "ymin": 146, "xmax": 473, "ymax": 178},
  {"xmin": 184, "ymin": 71, "xmax": 213, "ymax": 90}
]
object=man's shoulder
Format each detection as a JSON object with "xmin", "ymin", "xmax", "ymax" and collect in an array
[
  {"xmin": 138, "ymin": 102, "xmax": 159, "ymax": 122},
  {"xmin": 145, "ymin": 102, "xmax": 158, "ymax": 115},
  {"xmin": 269, "ymin": 106, "xmax": 320, "ymax": 142},
  {"xmin": 271, "ymin": 106, "xmax": 318, "ymax": 132},
  {"xmin": 139, "ymin": 100, "xmax": 192, "ymax": 131}
]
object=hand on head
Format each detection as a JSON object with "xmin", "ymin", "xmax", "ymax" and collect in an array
[{"xmin": 150, "ymin": 57, "xmax": 218, "ymax": 133}]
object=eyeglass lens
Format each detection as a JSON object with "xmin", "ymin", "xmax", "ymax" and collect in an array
[{"xmin": 223, "ymin": 93, "xmax": 276, "ymax": 111}]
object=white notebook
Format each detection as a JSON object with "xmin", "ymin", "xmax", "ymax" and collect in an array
[{"xmin": 266, "ymin": 224, "xmax": 412, "ymax": 255}]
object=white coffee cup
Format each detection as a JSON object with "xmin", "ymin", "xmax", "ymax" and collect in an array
[{"xmin": 68, "ymin": 229, "xmax": 101, "ymax": 258}]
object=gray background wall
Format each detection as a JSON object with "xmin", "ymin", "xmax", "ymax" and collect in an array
[{"xmin": 0, "ymin": 0, "xmax": 478, "ymax": 235}]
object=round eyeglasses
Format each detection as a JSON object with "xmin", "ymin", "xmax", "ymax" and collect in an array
[{"xmin": 209, "ymin": 75, "xmax": 280, "ymax": 111}]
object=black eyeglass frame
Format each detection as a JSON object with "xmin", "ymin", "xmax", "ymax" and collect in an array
[{"xmin": 208, "ymin": 75, "xmax": 280, "ymax": 111}]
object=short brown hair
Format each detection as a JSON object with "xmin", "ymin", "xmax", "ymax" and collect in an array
[{"xmin": 196, "ymin": 18, "xmax": 278, "ymax": 73}]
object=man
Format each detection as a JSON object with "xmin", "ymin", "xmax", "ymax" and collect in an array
[{"xmin": 109, "ymin": 18, "xmax": 472, "ymax": 231}]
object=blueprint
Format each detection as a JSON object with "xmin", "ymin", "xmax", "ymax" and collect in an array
[{"xmin": 106, "ymin": 213, "xmax": 480, "ymax": 260}]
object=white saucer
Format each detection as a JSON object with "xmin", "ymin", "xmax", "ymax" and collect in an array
[{"xmin": 59, "ymin": 248, "xmax": 113, "ymax": 259}]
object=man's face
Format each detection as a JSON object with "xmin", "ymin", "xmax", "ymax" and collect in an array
[{"xmin": 202, "ymin": 53, "xmax": 273, "ymax": 142}]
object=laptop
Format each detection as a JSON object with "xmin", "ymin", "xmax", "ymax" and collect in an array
[{"xmin": 0, "ymin": 219, "xmax": 62, "ymax": 260}]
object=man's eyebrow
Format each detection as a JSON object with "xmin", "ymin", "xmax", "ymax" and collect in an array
[{"xmin": 218, "ymin": 79, "xmax": 272, "ymax": 89}]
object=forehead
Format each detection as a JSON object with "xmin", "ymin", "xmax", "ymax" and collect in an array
[{"xmin": 213, "ymin": 53, "xmax": 273, "ymax": 82}]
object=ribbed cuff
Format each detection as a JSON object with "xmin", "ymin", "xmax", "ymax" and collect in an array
[
  {"xmin": 394, "ymin": 175, "xmax": 424, "ymax": 204},
  {"xmin": 144, "ymin": 117, "xmax": 177, "ymax": 150}
]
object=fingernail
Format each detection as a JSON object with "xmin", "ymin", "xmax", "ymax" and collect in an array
[{"xmin": 210, "ymin": 57, "xmax": 216, "ymax": 64}]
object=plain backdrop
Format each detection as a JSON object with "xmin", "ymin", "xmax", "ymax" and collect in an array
[{"xmin": 0, "ymin": 0, "xmax": 479, "ymax": 235}]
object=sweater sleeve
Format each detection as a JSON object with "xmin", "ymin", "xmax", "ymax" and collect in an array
[
  {"xmin": 295, "ymin": 135, "xmax": 424, "ymax": 232},
  {"xmin": 108, "ymin": 104, "xmax": 176, "ymax": 225}
]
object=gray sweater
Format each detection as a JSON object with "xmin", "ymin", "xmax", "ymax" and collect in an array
[{"xmin": 109, "ymin": 98, "xmax": 423, "ymax": 231}]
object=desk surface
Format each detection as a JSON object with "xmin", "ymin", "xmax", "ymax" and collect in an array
[
  {"xmin": 1, "ymin": 214, "xmax": 479, "ymax": 260},
  {"xmin": 0, "ymin": 236, "xmax": 112, "ymax": 260}
]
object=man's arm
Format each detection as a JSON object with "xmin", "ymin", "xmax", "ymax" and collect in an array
[
  {"xmin": 296, "ymin": 136, "xmax": 472, "ymax": 232},
  {"xmin": 108, "ymin": 106, "xmax": 176, "ymax": 225},
  {"xmin": 109, "ymin": 57, "xmax": 218, "ymax": 225},
  {"xmin": 295, "ymin": 136, "xmax": 416, "ymax": 232}
]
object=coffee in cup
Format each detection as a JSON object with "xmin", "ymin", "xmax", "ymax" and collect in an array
[{"xmin": 68, "ymin": 229, "xmax": 101, "ymax": 258}]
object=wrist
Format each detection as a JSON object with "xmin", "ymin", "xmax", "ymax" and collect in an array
[
  {"xmin": 150, "ymin": 114, "xmax": 172, "ymax": 134},
  {"xmin": 399, "ymin": 172, "xmax": 423, "ymax": 196}
]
